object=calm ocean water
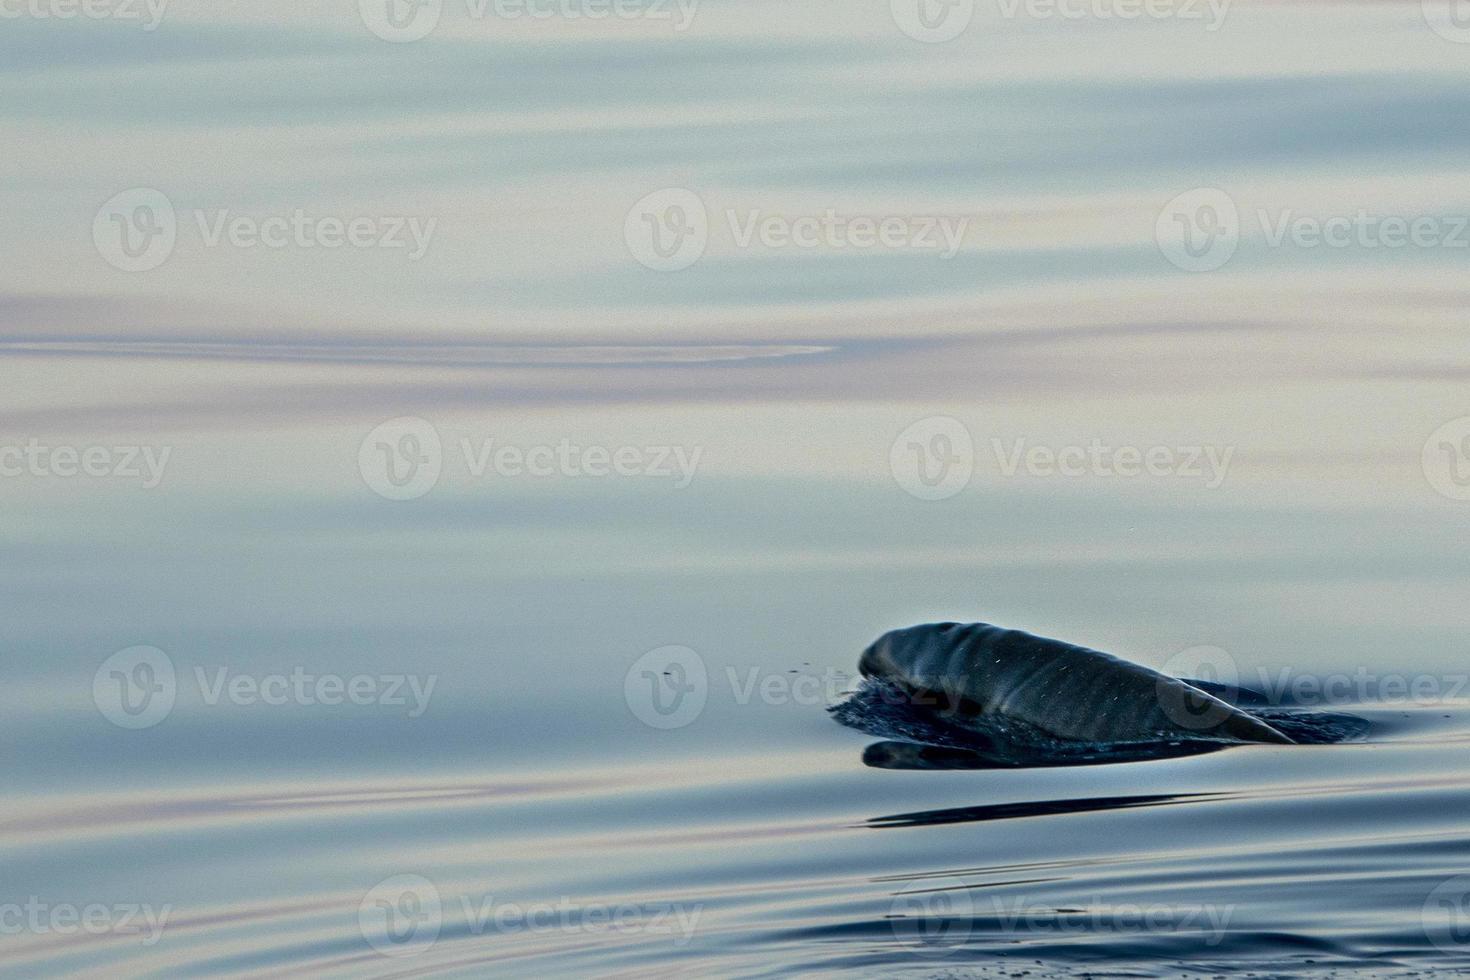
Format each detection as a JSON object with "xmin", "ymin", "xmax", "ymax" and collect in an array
[{"xmin": 5, "ymin": 0, "xmax": 1470, "ymax": 975}]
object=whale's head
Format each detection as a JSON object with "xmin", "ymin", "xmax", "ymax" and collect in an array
[
  {"xmin": 859, "ymin": 623, "xmax": 963, "ymax": 682},
  {"xmin": 857, "ymin": 631, "xmax": 896, "ymax": 680}
]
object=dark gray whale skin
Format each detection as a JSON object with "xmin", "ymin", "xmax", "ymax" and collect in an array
[{"xmin": 859, "ymin": 622, "xmax": 1295, "ymax": 746}]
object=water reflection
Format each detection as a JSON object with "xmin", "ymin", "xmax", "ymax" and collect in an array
[{"xmin": 861, "ymin": 738, "xmax": 1231, "ymax": 772}]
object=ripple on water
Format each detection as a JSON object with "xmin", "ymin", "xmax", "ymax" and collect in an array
[{"xmin": 5, "ymin": 704, "xmax": 1470, "ymax": 977}]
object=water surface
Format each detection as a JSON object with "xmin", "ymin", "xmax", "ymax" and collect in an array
[{"xmin": 4, "ymin": 0, "xmax": 1470, "ymax": 975}]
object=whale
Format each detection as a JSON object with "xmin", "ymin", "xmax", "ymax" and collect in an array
[{"xmin": 859, "ymin": 621, "xmax": 1295, "ymax": 746}]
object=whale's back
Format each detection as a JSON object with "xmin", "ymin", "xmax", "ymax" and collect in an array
[{"xmin": 860, "ymin": 622, "xmax": 1294, "ymax": 745}]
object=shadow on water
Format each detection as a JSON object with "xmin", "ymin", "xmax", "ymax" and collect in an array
[
  {"xmin": 866, "ymin": 789, "xmax": 1225, "ymax": 828},
  {"xmin": 861, "ymin": 739, "xmax": 1231, "ymax": 772}
]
